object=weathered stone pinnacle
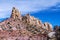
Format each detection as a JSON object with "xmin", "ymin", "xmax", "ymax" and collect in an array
[{"xmin": 11, "ymin": 7, "xmax": 21, "ymax": 19}]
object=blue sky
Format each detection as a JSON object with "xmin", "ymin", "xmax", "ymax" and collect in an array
[{"xmin": 0, "ymin": 0, "xmax": 60, "ymax": 27}]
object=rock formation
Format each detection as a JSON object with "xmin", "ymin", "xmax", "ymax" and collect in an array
[
  {"xmin": 0, "ymin": 7, "xmax": 53, "ymax": 40},
  {"xmin": 11, "ymin": 7, "xmax": 21, "ymax": 20},
  {"xmin": 44, "ymin": 22, "xmax": 53, "ymax": 32}
]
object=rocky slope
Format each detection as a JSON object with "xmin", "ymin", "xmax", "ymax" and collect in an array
[{"xmin": 0, "ymin": 7, "xmax": 53, "ymax": 40}]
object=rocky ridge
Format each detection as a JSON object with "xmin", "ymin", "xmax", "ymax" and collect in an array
[{"xmin": 0, "ymin": 7, "xmax": 53, "ymax": 40}]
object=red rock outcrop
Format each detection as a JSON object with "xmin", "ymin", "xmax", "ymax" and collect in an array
[{"xmin": 0, "ymin": 7, "xmax": 53, "ymax": 40}]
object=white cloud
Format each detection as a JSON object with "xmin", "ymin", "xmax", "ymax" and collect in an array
[
  {"xmin": 0, "ymin": 11, "xmax": 11, "ymax": 18},
  {"xmin": 14, "ymin": 0, "xmax": 60, "ymax": 12},
  {"xmin": 0, "ymin": 0, "xmax": 60, "ymax": 18}
]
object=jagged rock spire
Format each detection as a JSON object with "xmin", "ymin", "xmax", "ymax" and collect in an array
[{"xmin": 11, "ymin": 7, "xmax": 21, "ymax": 19}]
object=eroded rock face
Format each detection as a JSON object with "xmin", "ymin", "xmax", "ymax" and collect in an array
[
  {"xmin": 0, "ymin": 7, "xmax": 53, "ymax": 40},
  {"xmin": 44, "ymin": 22, "xmax": 53, "ymax": 32},
  {"xmin": 11, "ymin": 7, "xmax": 21, "ymax": 20}
]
